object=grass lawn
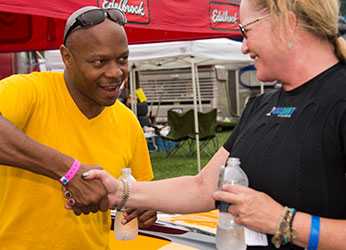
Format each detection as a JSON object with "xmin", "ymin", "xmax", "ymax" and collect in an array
[{"xmin": 149, "ymin": 129, "xmax": 233, "ymax": 180}]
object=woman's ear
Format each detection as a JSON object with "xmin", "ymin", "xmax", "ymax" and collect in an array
[{"xmin": 288, "ymin": 11, "xmax": 297, "ymax": 39}]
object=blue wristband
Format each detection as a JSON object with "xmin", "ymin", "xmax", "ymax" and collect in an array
[{"xmin": 307, "ymin": 215, "xmax": 320, "ymax": 250}]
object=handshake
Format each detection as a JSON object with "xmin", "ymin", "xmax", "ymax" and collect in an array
[{"xmin": 60, "ymin": 162, "xmax": 157, "ymax": 228}]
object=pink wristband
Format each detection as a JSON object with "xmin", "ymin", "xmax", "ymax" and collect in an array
[{"xmin": 59, "ymin": 159, "xmax": 81, "ymax": 185}]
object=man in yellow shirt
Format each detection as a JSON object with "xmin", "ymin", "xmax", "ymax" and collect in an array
[{"xmin": 0, "ymin": 6, "xmax": 155, "ymax": 249}]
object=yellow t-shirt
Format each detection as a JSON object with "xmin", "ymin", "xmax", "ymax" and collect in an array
[{"xmin": 0, "ymin": 72, "xmax": 153, "ymax": 250}]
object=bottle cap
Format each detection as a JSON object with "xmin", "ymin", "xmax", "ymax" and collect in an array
[
  {"xmin": 121, "ymin": 168, "xmax": 131, "ymax": 174},
  {"xmin": 227, "ymin": 157, "xmax": 240, "ymax": 166}
]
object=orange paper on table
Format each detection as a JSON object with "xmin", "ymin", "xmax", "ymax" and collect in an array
[{"xmin": 136, "ymin": 88, "xmax": 147, "ymax": 103}]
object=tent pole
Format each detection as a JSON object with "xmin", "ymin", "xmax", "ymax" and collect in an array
[
  {"xmin": 11, "ymin": 53, "xmax": 16, "ymax": 74},
  {"xmin": 235, "ymin": 69, "xmax": 240, "ymax": 116},
  {"xmin": 191, "ymin": 57, "xmax": 201, "ymax": 173},
  {"xmin": 130, "ymin": 66, "xmax": 137, "ymax": 115},
  {"xmin": 260, "ymin": 81, "xmax": 264, "ymax": 94},
  {"xmin": 194, "ymin": 64, "xmax": 202, "ymax": 112}
]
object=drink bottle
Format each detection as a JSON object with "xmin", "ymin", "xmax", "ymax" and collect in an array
[
  {"xmin": 114, "ymin": 168, "xmax": 138, "ymax": 240},
  {"xmin": 216, "ymin": 157, "xmax": 249, "ymax": 250}
]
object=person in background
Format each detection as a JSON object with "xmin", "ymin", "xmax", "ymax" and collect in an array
[
  {"xmin": 0, "ymin": 6, "xmax": 156, "ymax": 250},
  {"xmin": 77, "ymin": 0, "xmax": 346, "ymax": 249}
]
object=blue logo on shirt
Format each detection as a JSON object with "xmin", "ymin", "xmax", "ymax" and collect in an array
[{"xmin": 266, "ymin": 107, "xmax": 296, "ymax": 118}]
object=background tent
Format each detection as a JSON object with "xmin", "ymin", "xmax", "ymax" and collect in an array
[
  {"xmin": 127, "ymin": 38, "xmax": 252, "ymax": 171},
  {"xmin": 128, "ymin": 38, "xmax": 251, "ymax": 69},
  {"xmin": 0, "ymin": 0, "xmax": 242, "ymax": 52}
]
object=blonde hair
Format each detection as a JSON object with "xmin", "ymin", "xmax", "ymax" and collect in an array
[{"xmin": 253, "ymin": 0, "xmax": 346, "ymax": 63}]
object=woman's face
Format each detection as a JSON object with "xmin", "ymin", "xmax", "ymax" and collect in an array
[{"xmin": 239, "ymin": 0, "xmax": 286, "ymax": 83}]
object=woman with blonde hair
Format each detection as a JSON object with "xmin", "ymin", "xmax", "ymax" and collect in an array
[{"xmin": 70, "ymin": 0, "xmax": 346, "ymax": 249}]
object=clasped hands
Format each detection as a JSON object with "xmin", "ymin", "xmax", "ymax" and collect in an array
[{"xmin": 61, "ymin": 164, "xmax": 157, "ymax": 228}]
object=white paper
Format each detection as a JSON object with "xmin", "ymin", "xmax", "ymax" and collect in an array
[{"xmin": 244, "ymin": 227, "xmax": 268, "ymax": 246}]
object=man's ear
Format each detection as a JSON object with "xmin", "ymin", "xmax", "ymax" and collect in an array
[{"xmin": 60, "ymin": 45, "xmax": 73, "ymax": 69}]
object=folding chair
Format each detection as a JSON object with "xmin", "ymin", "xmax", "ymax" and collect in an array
[
  {"xmin": 188, "ymin": 109, "xmax": 219, "ymax": 158},
  {"xmin": 161, "ymin": 109, "xmax": 194, "ymax": 158}
]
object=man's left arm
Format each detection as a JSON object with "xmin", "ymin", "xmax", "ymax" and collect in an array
[{"xmin": 123, "ymin": 208, "xmax": 157, "ymax": 228}]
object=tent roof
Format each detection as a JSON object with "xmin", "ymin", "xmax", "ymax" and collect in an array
[
  {"xmin": 0, "ymin": 0, "xmax": 242, "ymax": 52},
  {"xmin": 128, "ymin": 38, "xmax": 252, "ymax": 70},
  {"xmin": 44, "ymin": 38, "xmax": 252, "ymax": 71}
]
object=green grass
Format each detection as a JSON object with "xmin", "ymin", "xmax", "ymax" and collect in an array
[{"xmin": 150, "ymin": 129, "xmax": 232, "ymax": 180}]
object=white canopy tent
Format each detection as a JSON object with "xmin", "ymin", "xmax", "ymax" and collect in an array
[{"xmin": 128, "ymin": 38, "xmax": 253, "ymax": 172}]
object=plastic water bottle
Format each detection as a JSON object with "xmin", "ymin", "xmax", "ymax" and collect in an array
[
  {"xmin": 216, "ymin": 157, "xmax": 249, "ymax": 250},
  {"xmin": 114, "ymin": 168, "xmax": 138, "ymax": 240}
]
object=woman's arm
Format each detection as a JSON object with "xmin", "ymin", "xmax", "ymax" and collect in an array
[
  {"xmin": 293, "ymin": 212, "xmax": 346, "ymax": 250},
  {"xmin": 84, "ymin": 147, "xmax": 230, "ymax": 214}
]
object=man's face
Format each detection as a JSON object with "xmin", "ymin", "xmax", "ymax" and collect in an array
[{"xmin": 63, "ymin": 18, "xmax": 129, "ymax": 116}]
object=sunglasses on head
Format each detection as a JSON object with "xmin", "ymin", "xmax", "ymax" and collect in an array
[{"xmin": 64, "ymin": 8, "xmax": 127, "ymax": 45}]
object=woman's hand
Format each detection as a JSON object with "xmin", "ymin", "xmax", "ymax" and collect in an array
[
  {"xmin": 81, "ymin": 169, "xmax": 121, "ymax": 208},
  {"xmin": 213, "ymin": 185, "xmax": 283, "ymax": 235},
  {"xmin": 82, "ymin": 170, "xmax": 158, "ymax": 228}
]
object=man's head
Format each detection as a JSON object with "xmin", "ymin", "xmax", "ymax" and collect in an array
[
  {"xmin": 63, "ymin": 6, "xmax": 127, "ymax": 46},
  {"xmin": 60, "ymin": 6, "xmax": 129, "ymax": 118}
]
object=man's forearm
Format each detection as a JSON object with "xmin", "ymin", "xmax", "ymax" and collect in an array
[
  {"xmin": 0, "ymin": 114, "xmax": 109, "ymax": 214},
  {"xmin": 0, "ymin": 115, "xmax": 73, "ymax": 179}
]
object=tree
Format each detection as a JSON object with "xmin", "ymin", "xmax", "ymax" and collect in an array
[{"xmin": 341, "ymin": 0, "xmax": 346, "ymax": 17}]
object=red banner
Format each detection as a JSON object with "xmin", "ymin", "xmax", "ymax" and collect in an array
[
  {"xmin": 98, "ymin": 0, "xmax": 150, "ymax": 24},
  {"xmin": 0, "ymin": 0, "xmax": 242, "ymax": 52},
  {"xmin": 209, "ymin": 1, "xmax": 239, "ymax": 31}
]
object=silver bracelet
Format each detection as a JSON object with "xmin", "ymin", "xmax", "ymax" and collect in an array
[{"xmin": 114, "ymin": 179, "xmax": 130, "ymax": 211}]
